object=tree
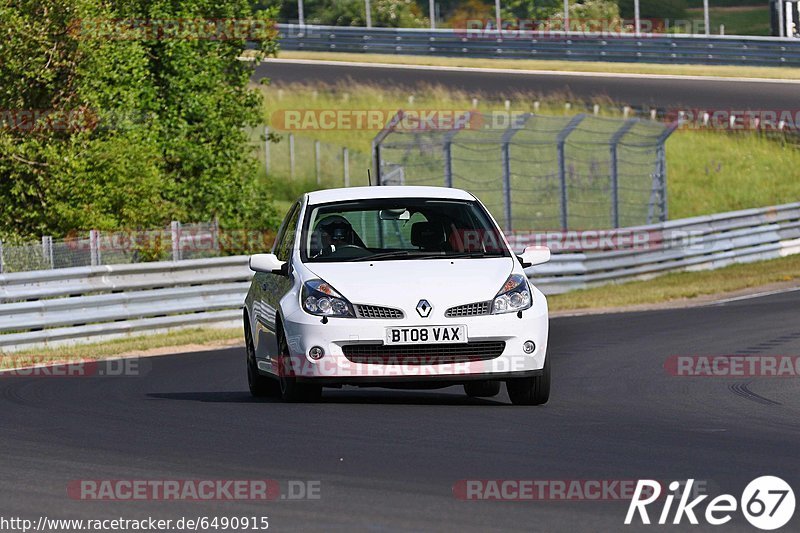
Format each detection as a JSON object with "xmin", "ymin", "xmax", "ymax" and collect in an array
[{"xmin": 0, "ymin": 0, "xmax": 279, "ymax": 239}]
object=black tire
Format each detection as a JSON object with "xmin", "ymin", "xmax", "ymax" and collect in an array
[
  {"xmin": 245, "ymin": 322, "xmax": 280, "ymax": 398},
  {"xmin": 277, "ymin": 329, "xmax": 322, "ymax": 403},
  {"xmin": 464, "ymin": 380, "xmax": 501, "ymax": 398},
  {"xmin": 506, "ymin": 357, "xmax": 550, "ymax": 406}
]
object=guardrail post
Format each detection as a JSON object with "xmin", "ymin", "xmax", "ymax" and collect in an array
[
  {"xmin": 90, "ymin": 230, "xmax": 101, "ymax": 266},
  {"xmin": 42, "ymin": 236, "xmax": 54, "ymax": 269},
  {"xmin": 343, "ymin": 147, "xmax": 350, "ymax": 187},
  {"xmin": 171, "ymin": 221, "xmax": 182, "ymax": 262},
  {"xmin": 314, "ymin": 140, "xmax": 321, "ymax": 185},
  {"xmin": 609, "ymin": 119, "xmax": 638, "ymax": 228},
  {"xmin": 500, "ymin": 113, "xmax": 533, "ymax": 232},
  {"xmin": 556, "ymin": 115, "xmax": 586, "ymax": 231},
  {"xmin": 0, "ymin": 239, "xmax": 4, "ymax": 274},
  {"xmin": 289, "ymin": 133, "xmax": 295, "ymax": 179}
]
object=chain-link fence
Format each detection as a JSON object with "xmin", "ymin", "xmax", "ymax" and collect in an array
[
  {"xmin": 373, "ymin": 111, "xmax": 677, "ymax": 231},
  {"xmin": 246, "ymin": 126, "xmax": 371, "ymax": 187},
  {"xmin": 0, "ymin": 222, "xmax": 275, "ymax": 274}
]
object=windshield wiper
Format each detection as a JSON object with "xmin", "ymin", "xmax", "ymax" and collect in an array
[
  {"xmin": 347, "ymin": 250, "xmax": 439, "ymax": 262},
  {"xmin": 423, "ymin": 251, "xmax": 506, "ymax": 259}
]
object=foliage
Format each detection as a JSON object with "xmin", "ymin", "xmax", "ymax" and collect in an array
[
  {"xmin": 255, "ymin": 0, "xmax": 428, "ymax": 27},
  {"xmin": 617, "ymin": 0, "xmax": 688, "ymax": 21},
  {"xmin": 0, "ymin": 0, "xmax": 279, "ymax": 239}
]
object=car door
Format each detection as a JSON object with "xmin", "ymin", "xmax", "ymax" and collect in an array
[{"xmin": 254, "ymin": 200, "xmax": 301, "ymax": 366}]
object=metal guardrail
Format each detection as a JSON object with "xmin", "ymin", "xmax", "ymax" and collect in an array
[
  {"xmin": 0, "ymin": 202, "xmax": 798, "ymax": 351},
  {"xmin": 277, "ymin": 24, "xmax": 800, "ymax": 67},
  {"xmin": 524, "ymin": 201, "xmax": 800, "ymax": 293}
]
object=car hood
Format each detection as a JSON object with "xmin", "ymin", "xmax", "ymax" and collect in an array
[{"xmin": 303, "ymin": 257, "xmax": 515, "ymax": 313}]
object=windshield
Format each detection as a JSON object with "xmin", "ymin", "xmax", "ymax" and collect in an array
[{"xmin": 301, "ymin": 197, "xmax": 511, "ymax": 263}]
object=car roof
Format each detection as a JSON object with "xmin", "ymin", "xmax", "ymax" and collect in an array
[{"xmin": 305, "ymin": 186, "xmax": 475, "ymax": 205}]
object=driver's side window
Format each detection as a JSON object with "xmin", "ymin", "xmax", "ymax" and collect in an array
[{"xmin": 273, "ymin": 202, "xmax": 301, "ymax": 262}]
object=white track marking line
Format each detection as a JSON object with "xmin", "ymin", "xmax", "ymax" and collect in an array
[
  {"xmin": 266, "ymin": 58, "xmax": 800, "ymax": 85},
  {"xmin": 708, "ymin": 285, "xmax": 800, "ymax": 305}
]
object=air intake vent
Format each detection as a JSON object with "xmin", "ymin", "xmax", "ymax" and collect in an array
[
  {"xmin": 355, "ymin": 304, "xmax": 404, "ymax": 319},
  {"xmin": 445, "ymin": 301, "xmax": 491, "ymax": 317}
]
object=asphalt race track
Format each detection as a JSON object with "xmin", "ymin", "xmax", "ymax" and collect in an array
[
  {"xmin": 1, "ymin": 290, "xmax": 799, "ymax": 532},
  {"xmin": 256, "ymin": 60, "xmax": 800, "ymax": 110}
]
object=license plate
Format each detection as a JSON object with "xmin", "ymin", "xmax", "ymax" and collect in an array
[{"xmin": 385, "ymin": 325, "xmax": 468, "ymax": 345}]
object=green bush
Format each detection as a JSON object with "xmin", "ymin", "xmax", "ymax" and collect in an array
[
  {"xmin": 0, "ymin": 0, "xmax": 280, "ymax": 239},
  {"xmin": 617, "ymin": 0, "xmax": 688, "ymax": 20}
]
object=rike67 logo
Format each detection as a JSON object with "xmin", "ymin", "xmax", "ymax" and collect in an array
[{"xmin": 626, "ymin": 477, "xmax": 795, "ymax": 530}]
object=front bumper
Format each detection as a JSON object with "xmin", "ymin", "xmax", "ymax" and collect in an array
[{"xmin": 270, "ymin": 296, "xmax": 548, "ymax": 383}]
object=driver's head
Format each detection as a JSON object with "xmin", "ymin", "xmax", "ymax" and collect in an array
[{"xmin": 316, "ymin": 215, "xmax": 355, "ymax": 247}]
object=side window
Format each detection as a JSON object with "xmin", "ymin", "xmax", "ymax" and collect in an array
[{"xmin": 273, "ymin": 202, "xmax": 301, "ymax": 262}]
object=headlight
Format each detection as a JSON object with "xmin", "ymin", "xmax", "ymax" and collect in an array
[
  {"xmin": 492, "ymin": 274, "xmax": 532, "ymax": 314},
  {"xmin": 302, "ymin": 279, "xmax": 354, "ymax": 317}
]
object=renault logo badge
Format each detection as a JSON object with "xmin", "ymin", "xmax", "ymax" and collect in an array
[{"xmin": 416, "ymin": 299, "xmax": 432, "ymax": 318}]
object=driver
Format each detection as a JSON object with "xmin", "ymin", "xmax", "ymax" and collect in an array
[{"xmin": 314, "ymin": 215, "xmax": 360, "ymax": 254}]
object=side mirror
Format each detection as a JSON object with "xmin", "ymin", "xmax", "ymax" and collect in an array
[
  {"xmin": 518, "ymin": 246, "xmax": 551, "ymax": 268},
  {"xmin": 249, "ymin": 253, "xmax": 287, "ymax": 275}
]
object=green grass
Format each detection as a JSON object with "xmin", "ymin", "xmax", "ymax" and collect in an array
[
  {"xmin": 258, "ymin": 82, "xmax": 800, "ymax": 220},
  {"xmin": 688, "ymin": 6, "xmax": 772, "ymax": 37},
  {"xmin": 273, "ymin": 51, "xmax": 800, "ymax": 80},
  {"xmin": 548, "ymin": 253, "xmax": 800, "ymax": 312},
  {"xmin": 0, "ymin": 327, "xmax": 241, "ymax": 369}
]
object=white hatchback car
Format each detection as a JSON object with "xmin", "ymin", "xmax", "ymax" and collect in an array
[{"xmin": 243, "ymin": 186, "xmax": 551, "ymax": 404}]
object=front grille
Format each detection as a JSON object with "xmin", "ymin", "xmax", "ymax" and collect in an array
[
  {"xmin": 445, "ymin": 301, "xmax": 491, "ymax": 317},
  {"xmin": 355, "ymin": 304, "xmax": 404, "ymax": 319},
  {"xmin": 342, "ymin": 341, "xmax": 505, "ymax": 365}
]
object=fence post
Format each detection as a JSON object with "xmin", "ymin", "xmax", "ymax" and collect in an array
[
  {"xmin": 90, "ymin": 230, "xmax": 101, "ymax": 266},
  {"xmin": 609, "ymin": 119, "xmax": 637, "ymax": 229},
  {"xmin": 656, "ymin": 122, "xmax": 679, "ymax": 222},
  {"xmin": 171, "ymin": 221, "xmax": 182, "ymax": 262},
  {"xmin": 372, "ymin": 140, "xmax": 381, "ymax": 185},
  {"xmin": 315, "ymin": 140, "xmax": 321, "ymax": 185},
  {"xmin": 0, "ymin": 239, "xmax": 4, "ymax": 274},
  {"xmin": 264, "ymin": 126, "xmax": 270, "ymax": 176},
  {"xmin": 500, "ymin": 113, "xmax": 532, "ymax": 232},
  {"xmin": 212, "ymin": 216, "xmax": 220, "ymax": 255},
  {"xmin": 289, "ymin": 133, "xmax": 295, "ymax": 179},
  {"xmin": 42, "ymin": 236, "xmax": 54, "ymax": 269},
  {"xmin": 343, "ymin": 147, "xmax": 350, "ymax": 187},
  {"xmin": 556, "ymin": 115, "xmax": 586, "ymax": 231},
  {"xmin": 371, "ymin": 111, "xmax": 405, "ymax": 186},
  {"xmin": 442, "ymin": 121, "xmax": 464, "ymax": 188}
]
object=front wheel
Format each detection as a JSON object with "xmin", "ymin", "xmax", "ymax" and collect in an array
[
  {"xmin": 277, "ymin": 330, "xmax": 322, "ymax": 403},
  {"xmin": 246, "ymin": 323, "xmax": 280, "ymax": 398},
  {"xmin": 506, "ymin": 357, "xmax": 550, "ymax": 406}
]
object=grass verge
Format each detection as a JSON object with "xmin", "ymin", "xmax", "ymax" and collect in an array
[
  {"xmin": 0, "ymin": 327, "xmax": 241, "ymax": 369},
  {"xmin": 275, "ymin": 51, "xmax": 800, "ymax": 81},
  {"xmin": 258, "ymin": 82, "xmax": 800, "ymax": 219},
  {"xmin": 688, "ymin": 6, "xmax": 771, "ymax": 37},
  {"xmin": 547, "ymin": 253, "xmax": 800, "ymax": 312}
]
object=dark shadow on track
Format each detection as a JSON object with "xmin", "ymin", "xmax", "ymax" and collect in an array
[{"xmin": 147, "ymin": 390, "xmax": 509, "ymax": 406}]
